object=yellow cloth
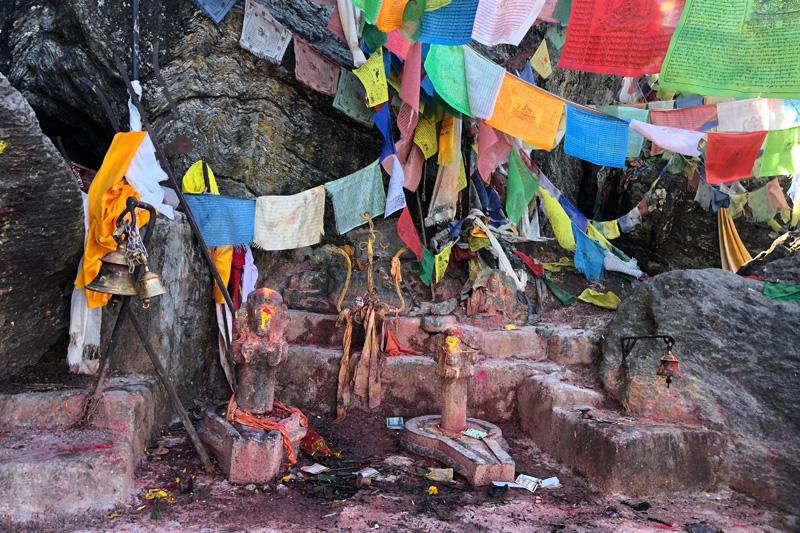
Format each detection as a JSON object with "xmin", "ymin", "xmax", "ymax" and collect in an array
[
  {"xmin": 578, "ymin": 289, "xmax": 621, "ymax": 310},
  {"xmin": 376, "ymin": 0, "xmax": 408, "ymax": 31},
  {"xmin": 540, "ymin": 189, "xmax": 575, "ymax": 251},
  {"xmin": 414, "ymin": 114, "xmax": 439, "ymax": 159},
  {"xmin": 591, "ymin": 220, "xmax": 620, "ymax": 240},
  {"xmin": 543, "ymin": 257, "xmax": 574, "ymax": 272},
  {"xmin": 76, "ymin": 132, "xmax": 148, "ymax": 308},
  {"xmin": 182, "ymin": 160, "xmax": 219, "ymax": 194},
  {"xmin": 438, "ymin": 115, "xmax": 456, "ymax": 165},
  {"xmin": 487, "ymin": 73, "xmax": 565, "ymax": 150},
  {"xmin": 434, "ymin": 242, "xmax": 454, "ymax": 284},
  {"xmin": 353, "ymin": 47, "xmax": 389, "ymax": 107},
  {"xmin": 718, "ymin": 207, "xmax": 752, "ymax": 272},
  {"xmin": 529, "ymin": 40, "xmax": 552, "ymax": 79},
  {"xmin": 425, "ymin": 0, "xmax": 452, "ymax": 10},
  {"xmin": 210, "ymin": 246, "xmax": 234, "ymax": 304},
  {"xmin": 586, "ymin": 223, "xmax": 612, "ymax": 250}
]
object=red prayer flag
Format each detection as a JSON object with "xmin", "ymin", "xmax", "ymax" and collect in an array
[
  {"xmin": 513, "ymin": 250, "xmax": 544, "ymax": 278},
  {"xmin": 649, "ymin": 104, "xmax": 717, "ymax": 155},
  {"xmin": 706, "ymin": 131, "xmax": 767, "ymax": 184},
  {"xmin": 397, "ymin": 206, "xmax": 423, "ymax": 261},
  {"xmin": 558, "ymin": 0, "xmax": 685, "ymax": 77}
]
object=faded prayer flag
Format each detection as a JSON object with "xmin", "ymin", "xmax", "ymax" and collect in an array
[
  {"xmin": 326, "ymin": 160, "xmax": 387, "ymax": 234},
  {"xmin": 486, "ymin": 73, "xmax": 565, "ymax": 150},
  {"xmin": 661, "ymin": 0, "xmax": 800, "ymax": 98},
  {"xmin": 424, "ymin": 45, "xmax": 472, "ymax": 116},
  {"xmin": 414, "ymin": 114, "xmax": 439, "ymax": 159},
  {"xmin": 717, "ymin": 98, "xmax": 800, "ymax": 133},
  {"xmin": 649, "ymin": 104, "xmax": 717, "ymax": 155},
  {"xmin": 333, "ymin": 69, "xmax": 374, "ymax": 127},
  {"xmin": 434, "ymin": 242, "xmax": 454, "ymax": 283},
  {"xmin": 354, "ymin": 47, "xmax": 389, "ymax": 107},
  {"xmin": 506, "ymin": 149, "xmax": 540, "ymax": 226},
  {"xmin": 294, "ymin": 37, "xmax": 339, "ymax": 96},
  {"xmin": 400, "ymin": 42, "xmax": 422, "ymax": 111},
  {"xmin": 564, "ymin": 105, "xmax": 629, "ymax": 168},
  {"xmin": 529, "ymin": 39, "xmax": 552, "ymax": 79},
  {"xmin": 757, "ymin": 126, "xmax": 800, "ymax": 178},
  {"xmin": 397, "ymin": 206, "xmax": 423, "ymax": 260},
  {"xmin": 253, "ymin": 186, "xmax": 326, "ymax": 251},
  {"xmin": 419, "ymin": 0, "xmax": 480, "ymax": 45},
  {"xmin": 705, "ymin": 131, "xmax": 767, "ymax": 184},
  {"xmin": 240, "ymin": 0, "xmax": 292, "ymax": 64},
  {"xmin": 472, "ymin": 0, "xmax": 546, "ymax": 47},
  {"xmin": 194, "ymin": 0, "xmax": 237, "ymax": 24},
  {"xmin": 558, "ymin": 0, "xmax": 685, "ymax": 77},
  {"xmin": 477, "ymin": 120, "xmax": 511, "ymax": 182},
  {"xmin": 385, "ymin": 155, "xmax": 407, "ymax": 217},
  {"xmin": 599, "ymin": 106, "xmax": 650, "ymax": 159},
  {"xmin": 463, "ymin": 47, "xmax": 505, "ymax": 119},
  {"xmin": 183, "ymin": 194, "xmax": 256, "ymax": 248}
]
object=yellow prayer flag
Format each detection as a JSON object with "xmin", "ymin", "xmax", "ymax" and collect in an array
[
  {"xmin": 377, "ymin": 0, "xmax": 408, "ymax": 31},
  {"xmin": 438, "ymin": 115, "xmax": 456, "ymax": 165},
  {"xmin": 182, "ymin": 160, "xmax": 220, "ymax": 194},
  {"xmin": 457, "ymin": 154, "xmax": 467, "ymax": 192},
  {"xmin": 577, "ymin": 289, "xmax": 621, "ymax": 310},
  {"xmin": 486, "ymin": 73, "xmax": 565, "ymax": 150},
  {"xmin": 353, "ymin": 47, "xmax": 388, "ymax": 107},
  {"xmin": 540, "ymin": 189, "xmax": 575, "ymax": 251},
  {"xmin": 414, "ymin": 115, "xmax": 439, "ymax": 159},
  {"xmin": 530, "ymin": 40, "xmax": 552, "ymax": 79},
  {"xmin": 425, "ymin": 0, "xmax": 452, "ymax": 11},
  {"xmin": 434, "ymin": 242, "xmax": 454, "ymax": 283}
]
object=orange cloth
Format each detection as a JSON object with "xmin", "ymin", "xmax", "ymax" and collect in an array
[
  {"xmin": 718, "ymin": 207, "xmax": 752, "ymax": 272},
  {"xmin": 486, "ymin": 73, "xmax": 565, "ymax": 150},
  {"xmin": 226, "ymin": 395, "xmax": 308, "ymax": 465},
  {"xmin": 76, "ymin": 132, "xmax": 148, "ymax": 308},
  {"xmin": 210, "ymin": 246, "xmax": 233, "ymax": 304},
  {"xmin": 384, "ymin": 328, "xmax": 422, "ymax": 356},
  {"xmin": 376, "ymin": 0, "xmax": 409, "ymax": 31}
]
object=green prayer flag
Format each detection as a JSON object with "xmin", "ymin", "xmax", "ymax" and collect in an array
[
  {"xmin": 757, "ymin": 126, "xmax": 800, "ymax": 177},
  {"xmin": 419, "ymin": 248, "xmax": 435, "ymax": 286},
  {"xmin": 763, "ymin": 282, "xmax": 800, "ymax": 302},
  {"xmin": 423, "ymin": 45, "xmax": 472, "ymax": 117},
  {"xmin": 660, "ymin": 0, "xmax": 800, "ymax": 98},
  {"xmin": 543, "ymin": 274, "xmax": 575, "ymax": 306},
  {"xmin": 401, "ymin": 0, "xmax": 426, "ymax": 42},
  {"xmin": 362, "ymin": 24, "xmax": 387, "ymax": 52},
  {"xmin": 506, "ymin": 149, "xmax": 539, "ymax": 226},
  {"xmin": 363, "ymin": 0, "xmax": 382, "ymax": 24},
  {"xmin": 552, "ymin": 0, "xmax": 571, "ymax": 25}
]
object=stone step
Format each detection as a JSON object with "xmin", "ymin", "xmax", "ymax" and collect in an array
[
  {"xmin": 285, "ymin": 309, "xmax": 600, "ymax": 364},
  {"xmin": 277, "ymin": 345, "xmax": 564, "ymax": 422},
  {"xmin": 0, "ymin": 376, "xmax": 169, "ymax": 521},
  {"xmin": 517, "ymin": 375, "xmax": 722, "ymax": 496}
]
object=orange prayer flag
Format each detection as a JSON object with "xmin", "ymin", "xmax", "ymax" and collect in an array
[
  {"xmin": 706, "ymin": 131, "xmax": 768, "ymax": 185},
  {"xmin": 377, "ymin": 0, "xmax": 409, "ymax": 32},
  {"xmin": 486, "ymin": 73, "xmax": 565, "ymax": 150}
]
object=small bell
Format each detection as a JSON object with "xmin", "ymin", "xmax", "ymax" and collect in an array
[
  {"xmin": 86, "ymin": 243, "xmax": 138, "ymax": 296},
  {"xmin": 136, "ymin": 265, "xmax": 167, "ymax": 306},
  {"xmin": 656, "ymin": 348, "xmax": 682, "ymax": 388}
]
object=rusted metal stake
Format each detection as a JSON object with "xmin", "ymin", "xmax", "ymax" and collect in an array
[{"xmin": 128, "ymin": 312, "xmax": 215, "ymax": 473}]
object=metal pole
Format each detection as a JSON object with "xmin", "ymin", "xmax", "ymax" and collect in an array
[{"xmin": 132, "ymin": 0, "xmax": 140, "ymax": 81}]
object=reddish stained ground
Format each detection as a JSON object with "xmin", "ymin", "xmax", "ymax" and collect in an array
[{"xmin": 6, "ymin": 410, "xmax": 792, "ymax": 533}]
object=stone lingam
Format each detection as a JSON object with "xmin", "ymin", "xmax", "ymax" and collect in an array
[
  {"xmin": 198, "ymin": 288, "xmax": 307, "ymax": 484},
  {"xmin": 402, "ymin": 327, "xmax": 515, "ymax": 486}
]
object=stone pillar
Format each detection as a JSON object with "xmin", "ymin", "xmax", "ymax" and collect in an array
[{"xmin": 435, "ymin": 328, "xmax": 476, "ymax": 435}]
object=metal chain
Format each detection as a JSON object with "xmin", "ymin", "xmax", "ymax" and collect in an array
[{"xmin": 123, "ymin": 222, "xmax": 149, "ymax": 272}]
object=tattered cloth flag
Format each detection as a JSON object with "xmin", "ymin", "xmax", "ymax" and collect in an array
[
  {"xmin": 425, "ymin": 45, "xmax": 472, "ymax": 116},
  {"xmin": 294, "ymin": 37, "xmax": 340, "ymax": 96},
  {"xmin": 419, "ymin": 0, "xmax": 480, "ymax": 45},
  {"xmin": 530, "ymin": 39, "xmax": 552, "ymax": 79},
  {"xmin": 705, "ymin": 131, "xmax": 767, "ymax": 184},
  {"xmin": 384, "ymin": 155, "xmax": 407, "ymax": 217},
  {"xmin": 558, "ymin": 0, "xmax": 685, "ymax": 77},
  {"xmin": 183, "ymin": 194, "xmax": 257, "ymax": 248},
  {"xmin": 253, "ymin": 186, "xmax": 326, "ymax": 250},
  {"xmin": 540, "ymin": 187, "xmax": 575, "ymax": 251},
  {"xmin": 326, "ymin": 160, "xmax": 386, "ymax": 234},
  {"xmin": 506, "ymin": 149, "xmax": 539, "ymax": 226},
  {"xmin": 427, "ymin": 119, "xmax": 464, "ymax": 226},
  {"xmin": 400, "ymin": 42, "xmax": 422, "ymax": 110},
  {"xmin": 397, "ymin": 206, "xmax": 423, "ymax": 260},
  {"xmin": 629, "ymin": 120, "xmax": 704, "ymax": 157},
  {"xmin": 434, "ymin": 242, "xmax": 454, "ymax": 283},
  {"xmin": 414, "ymin": 114, "xmax": 439, "ymax": 159},
  {"xmin": 374, "ymin": 104, "xmax": 397, "ymax": 161},
  {"xmin": 377, "ymin": 0, "xmax": 409, "ymax": 31},
  {"xmin": 194, "ymin": 0, "xmax": 237, "ymax": 24},
  {"xmin": 649, "ymin": 104, "xmax": 717, "ymax": 155},
  {"xmin": 577, "ymin": 288, "xmax": 620, "ymax": 310},
  {"xmin": 463, "ymin": 47, "xmax": 505, "ymax": 119},
  {"xmin": 333, "ymin": 68, "xmax": 374, "ymax": 126},
  {"xmin": 564, "ymin": 105, "xmax": 629, "ymax": 168},
  {"xmin": 386, "ymin": 30, "xmax": 413, "ymax": 60},
  {"xmin": 757, "ymin": 126, "xmax": 800, "ymax": 177},
  {"xmin": 477, "ymin": 120, "xmax": 511, "ymax": 182},
  {"xmin": 487, "ymin": 73, "xmax": 565, "ymax": 150},
  {"xmin": 599, "ymin": 106, "xmax": 649, "ymax": 159},
  {"xmin": 240, "ymin": 0, "xmax": 292, "ymax": 64},
  {"xmin": 353, "ymin": 47, "xmax": 389, "ymax": 107},
  {"xmin": 572, "ymin": 224, "xmax": 605, "ymax": 280},
  {"xmin": 472, "ymin": 0, "xmax": 546, "ymax": 47},
  {"xmin": 419, "ymin": 248, "xmax": 435, "ymax": 286}
]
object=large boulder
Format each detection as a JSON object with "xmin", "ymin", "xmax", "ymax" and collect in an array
[
  {"xmin": 0, "ymin": 73, "xmax": 83, "ymax": 376},
  {"xmin": 601, "ymin": 269, "xmax": 800, "ymax": 512}
]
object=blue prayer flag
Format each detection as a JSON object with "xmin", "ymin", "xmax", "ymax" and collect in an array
[
  {"xmin": 183, "ymin": 194, "xmax": 256, "ymax": 247},
  {"xmin": 565, "ymin": 105, "xmax": 629, "ymax": 169},
  {"xmin": 194, "ymin": 0, "xmax": 237, "ymax": 24},
  {"xmin": 573, "ymin": 224, "xmax": 605, "ymax": 280},
  {"xmin": 558, "ymin": 194, "xmax": 588, "ymax": 232},
  {"xmin": 374, "ymin": 104, "xmax": 396, "ymax": 162},
  {"xmin": 418, "ymin": 0, "xmax": 479, "ymax": 45}
]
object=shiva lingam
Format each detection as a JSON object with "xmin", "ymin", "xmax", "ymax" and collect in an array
[
  {"xmin": 402, "ymin": 327, "xmax": 515, "ymax": 486},
  {"xmin": 198, "ymin": 289, "xmax": 307, "ymax": 484}
]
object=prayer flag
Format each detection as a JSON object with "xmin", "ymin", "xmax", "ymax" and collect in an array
[
  {"xmin": 294, "ymin": 37, "xmax": 339, "ymax": 96},
  {"xmin": 194, "ymin": 0, "xmax": 236, "ymax": 24},
  {"xmin": 558, "ymin": 0, "xmax": 685, "ymax": 77},
  {"xmin": 629, "ymin": 119, "xmax": 704, "ymax": 157},
  {"xmin": 385, "ymin": 155, "xmax": 407, "ymax": 217},
  {"xmin": 486, "ymin": 73, "xmax": 565, "ymax": 150},
  {"xmin": 183, "ymin": 194, "xmax": 256, "ymax": 248},
  {"xmin": 577, "ymin": 289, "xmax": 620, "ymax": 310},
  {"xmin": 463, "ymin": 47, "xmax": 505, "ymax": 120},
  {"xmin": 414, "ymin": 114, "xmax": 439, "ymax": 159},
  {"xmin": 618, "ymin": 206, "xmax": 642, "ymax": 233},
  {"xmin": 537, "ymin": 0, "xmax": 559, "ymax": 22},
  {"xmin": 240, "ymin": 0, "xmax": 292, "ymax": 64},
  {"xmin": 438, "ymin": 115, "xmax": 457, "ymax": 165},
  {"xmin": 540, "ymin": 187, "xmax": 575, "ymax": 251},
  {"xmin": 434, "ymin": 242, "xmax": 454, "ymax": 283},
  {"xmin": 573, "ymin": 224, "xmax": 605, "ymax": 280},
  {"xmin": 402, "ymin": 0, "xmax": 427, "ymax": 41},
  {"xmin": 477, "ymin": 120, "xmax": 511, "ymax": 182},
  {"xmin": 424, "ymin": 45, "xmax": 472, "ymax": 116},
  {"xmin": 590, "ymin": 220, "xmax": 620, "ymax": 240},
  {"xmin": 564, "ymin": 105, "xmax": 628, "ymax": 168},
  {"xmin": 661, "ymin": 0, "xmax": 800, "ymax": 98},
  {"xmin": 377, "ymin": 0, "xmax": 409, "ymax": 31},
  {"xmin": 529, "ymin": 39, "xmax": 552, "ymax": 79},
  {"xmin": 386, "ymin": 31, "xmax": 412, "ymax": 59},
  {"xmin": 427, "ymin": 119, "xmax": 463, "ymax": 226},
  {"xmin": 706, "ymin": 131, "xmax": 767, "ymax": 184},
  {"xmin": 374, "ymin": 104, "xmax": 396, "ymax": 161},
  {"xmin": 397, "ymin": 206, "xmax": 423, "ymax": 260},
  {"xmin": 253, "ymin": 186, "xmax": 326, "ymax": 250},
  {"xmin": 758, "ymin": 126, "xmax": 800, "ymax": 177},
  {"xmin": 354, "ymin": 47, "xmax": 389, "ymax": 107},
  {"xmin": 333, "ymin": 69, "xmax": 374, "ymax": 126},
  {"xmin": 400, "ymin": 42, "xmax": 422, "ymax": 111},
  {"xmin": 361, "ymin": 0, "xmax": 382, "ymax": 24},
  {"xmin": 545, "ymin": 25, "xmax": 567, "ymax": 50},
  {"xmin": 599, "ymin": 106, "xmax": 650, "ymax": 159},
  {"xmin": 717, "ymin": 207, "xmax": 752, "ymax": 272},
  {"xmin": 427, "ymin": 0, "xmax": 453, "ymax": 9},
  {"xmin": 649, "ymin": 104, "xmax": 716, "ymax": 155},
  {"xmin": 552, "ymin": 0, "xmax": 571, "ymax": 23},
  {"xmin": 419, "ymin": 248, "xmax": 435, "ymax": 286},
  {"xmin": 326, "ymin": 160, "xmax": 387, "ymax": 234},
  {"xmin": 419, "ymin": 0, "xmax": 480, "ymax": 45},
  {"xmin": 472, "ymin": 0, "xmax": 546, "ymax": 47},
  {"xmin": 558, "ymin": 194, "xmax": 588, "ymax": 232},
  {"xmin": 506, "ymin": 149, "xmax": 539, "ymax": 226}
]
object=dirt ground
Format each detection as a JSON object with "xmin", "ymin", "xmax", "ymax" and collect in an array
[{"xmin": 4, "ymin": 409, "xmax": 793, "ymax": 533}]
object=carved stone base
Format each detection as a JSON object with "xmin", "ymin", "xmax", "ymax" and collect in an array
[
  {"xmin": 402, "ymin": 415, "xmax": 515, "ymax": 486},
  {"xmin": 198, "ymin": 407, "xmax": 307, "ymax": 484}
]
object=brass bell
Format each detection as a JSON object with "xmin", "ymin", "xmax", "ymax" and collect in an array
[
  {"xmin": 137, "ymin": 265, "xmax": 167, "ymax": 303},
  {"xmin": 656, "ymin": 348, "xmax": 682, "ymax": 388},
  {"xmin": 86, "ymin": 243, "xmax": 138, "ymax": 296}
]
